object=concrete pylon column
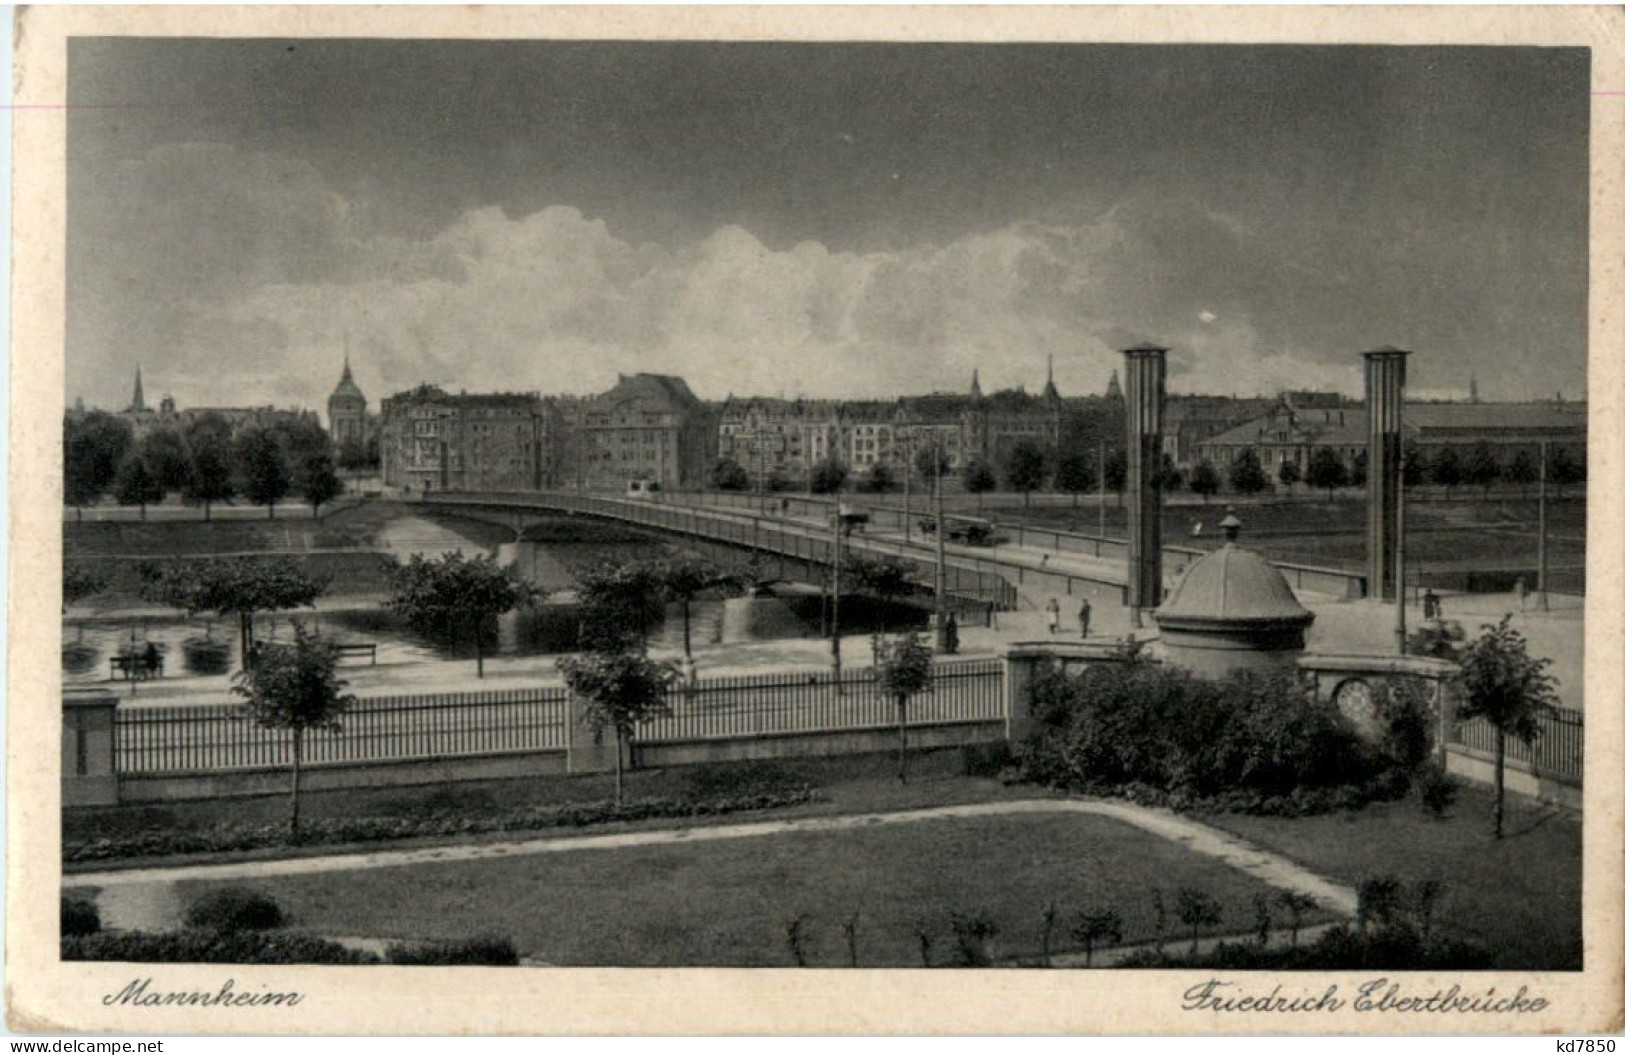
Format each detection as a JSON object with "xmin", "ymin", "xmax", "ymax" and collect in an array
[
  {"xmin": 1123, "ymin": 343, "xmax": 1168, "ymax": 624},
  {"xmin": 1363, "ymin": 347, "xmax": 1411, "ymax": 601}
]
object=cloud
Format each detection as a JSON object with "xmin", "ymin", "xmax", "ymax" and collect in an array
[{"xmin": 70, "ymin": 144, "xmax": 1385, "ymax": 409}]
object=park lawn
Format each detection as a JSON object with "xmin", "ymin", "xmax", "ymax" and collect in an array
[
  {"xmin": 168, "ymin": 812, "xmax": 1316, "ymax": 967},
  {"xmin": 1201, "ymin": 785, "xmax": 1582, "ymax": 970}
]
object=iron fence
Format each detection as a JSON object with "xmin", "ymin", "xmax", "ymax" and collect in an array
[
  {"xmin": 638, "ymin": 657, "xmax": 1005, "ymax": 744},
  {"xmin": 1450, "ymin": 705, "xmax": 1583, "ymax": 784},
  {"xmin": 116, "ymin": 686, "xmax": 572, "ymax": 775}
]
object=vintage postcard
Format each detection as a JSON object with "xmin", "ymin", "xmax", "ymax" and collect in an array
[{"xmin": 8, "ymin": 5, "xmax": 1623, "ymax": 1036}]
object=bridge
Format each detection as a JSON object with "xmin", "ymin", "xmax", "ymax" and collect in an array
[{"xmin": 410, "ymin": 490, "xmax": 1369, "ymax": 613}]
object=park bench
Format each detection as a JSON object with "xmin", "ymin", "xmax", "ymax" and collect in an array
[
  {"xmin": 333, "ymin": 642, "xmax": 378, "ymax": 666},
  {"xmin": 109, "ymin": 653, "xmax": 163, "ymax": 681}
]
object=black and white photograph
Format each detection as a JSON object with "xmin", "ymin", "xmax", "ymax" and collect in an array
[{"xmin": 9, "ymin": 5, "xmax": 1622, "ymax": 1037}]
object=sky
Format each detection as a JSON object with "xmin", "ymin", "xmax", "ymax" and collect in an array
[{"xmin": 66, "ymin": 40, "xmax": 1589, "ymax": 411}]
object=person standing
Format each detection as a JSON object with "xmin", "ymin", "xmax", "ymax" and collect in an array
[
  {"xmin": 1045, "ymin": 597, "xmax": 1061, "ymax": 634},
  {"xmin": 1078, "ymin": 598, "xmax": 1092, "ymax": 639}
]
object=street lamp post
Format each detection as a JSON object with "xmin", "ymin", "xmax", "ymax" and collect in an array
[
  {"xmin": 933, "ymin": 437, "xmax": 949, "ymax": 652},
  {"xmin": 1097, "ymin": 442, "xmax": 1106, "ymax": 539},
  {"xmin": 1537, "ymin": 439, "xmax": 1549, "ymax": 611}
]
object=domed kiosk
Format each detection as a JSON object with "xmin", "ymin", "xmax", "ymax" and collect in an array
[{"xmin": 1153, "ymin": 509, "xmax": 1315, "ymax": 679}]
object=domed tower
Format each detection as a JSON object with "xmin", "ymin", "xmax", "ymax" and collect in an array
[
  {"xmin": 327, "ymin": 352, "xmax": 367, "ymax": 447},
  {"xmin": 1153, "ymin": 508, "xmax": 1315, "ymax": 679}
]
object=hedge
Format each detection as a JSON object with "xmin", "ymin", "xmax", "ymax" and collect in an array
[{"xmin": 64, "ymin": 787, "xmax": 818, "ymax": 863}]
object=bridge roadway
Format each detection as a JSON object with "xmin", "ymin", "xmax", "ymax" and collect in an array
[{"xmin": 417, "ymin": 490, "xmax": 1173, "ymax": 613}]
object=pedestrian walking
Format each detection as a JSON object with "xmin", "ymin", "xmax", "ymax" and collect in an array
[
  {"xmin": 943, "ymin": 614, "xmax": 960, "ymax": 655},
  {"xmin": 1078, "ymin": 598, "xmax": 1092, "ymax": 638},
  {"xmin": 1045, "ymin": 597, "xmax": 1061, "ymax": 634},
  {"xmin": 1422, "ymin": 589, "xmax": 1440, "ymax": 622}
]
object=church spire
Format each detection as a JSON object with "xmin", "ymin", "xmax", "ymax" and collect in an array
[
  {"xmin": 970, "ymin": 369, "xmax": 983, "ymax": 398},
  {"xmin": 131, "ymin": 365, "xmax": 146, "ymax": 413},
  {"xmin": 1468, "ymin": 373, "xmax": 1480, "ymax": 403},
  {"xmin": 1041, "ymin": 353, "xmax": 1060, "ymax": 400},
  {"xmin": 342, "ymin": 332, "xmax": 354, "ymax": 383},
  {"xmin": 1105, "ymin": 369, "xmax": 1122, "ymax": 401}
]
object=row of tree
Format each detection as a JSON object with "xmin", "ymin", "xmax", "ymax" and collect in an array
[
  {"xmin": 714, "ymin": 440, "xmax": 1587, "ymax": 507},
  {"xmin": 64, "ymin": 411, "xmax": 353, "ymax": 521}
]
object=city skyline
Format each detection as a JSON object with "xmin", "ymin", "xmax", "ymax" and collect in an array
[{"xmin": 68, "ymin": 41, "xmax": 1589, "ymax": 411}]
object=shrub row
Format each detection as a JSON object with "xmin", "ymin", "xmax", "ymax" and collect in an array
[
  {"xmin": 63, "ymin": 930, "xmax": 381, "ymax": 965},
  {"xmin": 64, "ymin": 787, "xmax": 818, "ymax": 863},
  {"xmin": 1021, "ymin": 657, "xmax": 1434, "ymax": 816}
]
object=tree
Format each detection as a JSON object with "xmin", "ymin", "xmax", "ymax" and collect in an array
[
  {"xmin": 1350, "ymin": 449, "xmax": 1369, "ymax": 488},
  {"xmin": 1188, "ymin": 460, "xmax": 1221, "ymax": 503},
  {"xmin": 845, "ymin": 554, "xmax": 915, "ymax": 639},
  {"xmin": 961, "ymin": 460, "xmax": 997, "ymax": 509},
  {"xmin": 336, "ymin": 434, "xmax": 379, "ymax": 473},
  {"xmin": 138, "ymin": 557, "xmax": 328, "ymax": 672},
  {"xmin": 1275, "ymin": 891, "xmax": 1317, "ymax": 948},
  {"xmin": 1549, "ymin": 445, "xmax": 1585, "ymax": 496},
  {"xmin": 113, "ymin": 449, "xmax": 165, "ymax": 520},
  {"xmin": 1305, "ymin": 448, "xmax": 1349, "ymax": 497},
  {"xmin": 141, "ymin": 426, "xmax": 194, "ymax": 493},
  {"xmin": 557, "ymin": 648, "xmax": 679, "ymax": 806},
  {"xmin": 236, "ymin": 426, "xmax": 292, "ymax": 518},
  {"xmin": 1457, "ymin": 615, "xmax": 1561, "ymax": 838},
  {"xmin": 862, "ymin": 461, "xmax": 896, "ymax": 494},
  {"xmin": 710, "ymin": 458, "xmax": 750, "ymax": 492},
  {"xmin": 1504, "ymin": 448, "xmax": 1539, "ymax": 496},
  {"xmin": 388, "ymin": 552, "xmax": 542, "ymax": 677},
  {"xmin": 1103, "ymin": 449, "xmax": 1128, "ymax": 496},
  {"xmin": 914, "ymin": 442, "xmax": 952, "ymax": 483},
  {"xmin": 1463, "ymin": 443, "xmax": 1501, "ymax": 497},
  {"xmin": 876, "ymin": 632, "xmax": 933, "ymax": 782},
  {"xmin": 656, "ymin": 556, "xmax": 744, "ymax": 662},
  {"xmin": 1175, "ymin": 887, "xmax": 1224, "ymax": 956},
  {"xmin": 573, "ymin": 557, "xmax": 668, "ymax": 652},
  {"xmin": 1005, "ymin": 441, "xmax": 1047, "ymax": 506},
  {"xmin": 1054, "ymin": 450, "xmax": 1096, "ymax": 505},
  {"xmin": 1155, "ymin": 453, "xmax": 1184, "ymax": 494},
  {"xmin": 63, "ymin": 411, "xmax": 133, "ymax": 520},
  {"xmin": 296, "ymin": 448, "xmax": 343, "ymax": 517},
  {"xmin": 1228, "ymin": 449, "xmax": 1269, "ymax": 496},
  {"xmin": 1429, "ymin": 447, "xmax": 1463, "ymax": 494},
  {"xmin": 231, "ymin": 624, "xmax": 354, "ymax": 841},
  {"xmin": 1069, "ymin": 908, "xmax": 1124, "ymax": 967},
  {"xmin": 1276, "ymin": 459, "xmax": 1300, "ymax": 492},
  {"xmin": 809, "ymin": 457, "xmax": 848, "ymax": 495},
  {"xmin": 183, "ymin": 414, "xmax": 236, "ymax": 520},
  {"xmin": 62, "ymin": 562, "xmax": 109, "ymax": 609},
  {"xmin": 1401, "ymin": 440, "xmax": 1426, "ymax": 488}
]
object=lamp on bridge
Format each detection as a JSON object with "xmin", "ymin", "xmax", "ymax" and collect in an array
[{"xmin": 830, "ymin": 503, "xmax": 871, "ymax": 685}]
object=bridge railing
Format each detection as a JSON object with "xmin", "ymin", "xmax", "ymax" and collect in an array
[{"xmin": 427, "ymin": 491, "xmax": 1020, "ymax": 609}]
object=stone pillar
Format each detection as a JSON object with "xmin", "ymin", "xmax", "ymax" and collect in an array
[
  {"xmin": 1363, "ymin": 348, "xmax": 1410, "ymax": 601},
  {"xmin": 1123, "ymin": 344, "xmax": 1168, "ymax": 622},
  {"xmin": 63, "ymin": 689, "xmax": 119, "ymax": 807}
]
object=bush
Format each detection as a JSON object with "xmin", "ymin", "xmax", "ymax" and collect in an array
[
  {"xmin": 948, "ymin": 911, "xmax": 1000, "ymax": 967},
  {"xmin": 61, "ymin": 896, "xmax": 101, "ymax": 937},
  {"xmin": 960, "ymin": 742, "xmax": 1015, "ymax": 779},
  {"xmin": 1418, "ymin": 766, "xmax": 1461, "ymax": 817},
  {"xmin": 63, "ymin": 929, "xmax": 378, "ymax": 965},
  {"xmin": 1021, "ymin": 661, "xmax": 1401, "ymax": 814},
  {"xmin": 385, "ymin": 935, "xmax": 519, "ymax": 966},
  {"xmin": 183, "ymin": 888, "xmax": 285, "ymax": 934}
]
